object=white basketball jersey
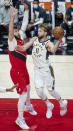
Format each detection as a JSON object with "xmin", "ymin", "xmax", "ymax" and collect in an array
[{"xmin": 32, "ymin": 38, "xmax": 50, "ymax": 70}]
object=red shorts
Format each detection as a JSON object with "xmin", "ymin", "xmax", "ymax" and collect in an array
[{"xmin": 10, "ymin": 68, "xmax": 30, "ymax": 94}]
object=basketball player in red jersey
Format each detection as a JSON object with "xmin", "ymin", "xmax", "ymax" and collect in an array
[{"xmin": 8, "ymin": 7, "xmax": 37, "ymax": 129}]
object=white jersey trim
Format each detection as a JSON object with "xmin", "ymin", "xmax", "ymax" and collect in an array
[{"xmin": 8, "ymin": 37, "xmax": 17, "ymax": 51}]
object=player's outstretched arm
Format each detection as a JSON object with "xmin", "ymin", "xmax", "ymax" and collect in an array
[
  {"xmin": 15, "ymin": 37, "xmax": 37, "ymax": 51},
  {"xmin": 8, "ymin": 7, "xmax": 18, "ymax": 41},
  {"xmin": 6, "ymin": 84, "xmax": 18, "ymax": 92},
  {"xmin": 0, "ymin": 84, "xmax": 18, "ymax": 93},
  {"xmin": 46, "ymin": 37, "xmax": 62, "ymax": 53},
  {"xmin": 19, "ymin": 9, "xmax": 29, "ymax": 40}
]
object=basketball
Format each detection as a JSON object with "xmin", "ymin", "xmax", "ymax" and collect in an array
[{"xmin": 53, "ymin": 26, "xmax": 64, "ymax": 39}]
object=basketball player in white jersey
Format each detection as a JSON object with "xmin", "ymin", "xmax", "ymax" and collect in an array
[{"xmin": 15, "ymin": 24, "xmax": 68, "ymax": 119}]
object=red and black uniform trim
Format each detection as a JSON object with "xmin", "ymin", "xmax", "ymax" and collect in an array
[
  {"xmin": 11, "ymin": 51, "xmax": 26, "ymax": 62},
  {"xmin": 8, "ymin": 39, "xmax": 30, "ymax": 94}
]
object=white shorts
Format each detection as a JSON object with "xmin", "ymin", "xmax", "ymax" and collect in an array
[{"xmin": 34, "ymin": 67, "xmax": 54, "ymax": 91}]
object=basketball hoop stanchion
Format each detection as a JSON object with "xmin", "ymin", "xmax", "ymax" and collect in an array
[
  {"xmin": 31, "ymin": 1, "xmax": 34, "ymax": 20},
  {"xmin": 51, "ymin": 0, "xmax": 55, "ymax": 30},
  {"xmin": 51, "ymin": 0, "xmax": 56, "ymax": 76}
]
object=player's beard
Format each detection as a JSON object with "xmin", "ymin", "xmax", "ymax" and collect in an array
[
  {"xmin": 14, "ymin": 35, "xmax": 21, "ymax": 40},
  {"xmin": 38, "ymin": 35, "xmax": 44, "ymax": 40}
]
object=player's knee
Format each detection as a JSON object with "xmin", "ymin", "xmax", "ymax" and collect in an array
[
  {"xmin": 47, "ymin": 86, "xmax": 55, "ymax": 94},
  {"xmin": 35, "ymin": 87, "xmax": 47, "ymax": 100},
  {"xmin": 18, "ymin": 92, "xmax": 27, "ymax": 112},
  {"xmin": 47, "ymin": 82, "xmax": 54, "ymax": 91},
  {"xmin": 26, "ymin": 84, "xmax": 31, "ymax": 92},
  {"xmin": 47, "ymin": 77, "xmax": 54, "ymax": 91},
  {"xmin": 26, "ymin": 84, "xmax": 30, "ymax": 89},
  {"xmin": 18, "ymin": 92, "xmax": 27, "ymax": 104},
  {"xmin": 35, "ymin": 87, "xmax": 42, "ymax": 97}
]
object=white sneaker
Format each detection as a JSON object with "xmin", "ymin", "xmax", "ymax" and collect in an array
[
  {"xmin": 46, "ymin": 103, "xmax": 54, "ymax": 119},
  {"xmin": 15, "ymin": 117, "xmax": 29, "ymax": 129},
  {"xmin": 24, "ymin": 104, "xmax": 37, "ymax": 116},
  {"xmin": 60, "ymin": 100, "xmax": 68, "ymax": 116}
]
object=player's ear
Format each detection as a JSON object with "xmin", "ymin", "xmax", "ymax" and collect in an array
[{"xmin": 45, "ymin": 32, "xmax": 47, "ymax": 36}]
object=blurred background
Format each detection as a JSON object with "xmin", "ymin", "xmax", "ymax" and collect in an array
[{"xmin": 0, "ymin": 0, "xmax": 73, "ymax": 55}]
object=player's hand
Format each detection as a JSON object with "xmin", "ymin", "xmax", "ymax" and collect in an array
[
  {"xmin": 58, "ymin": 36, "xmax": 63, "ymax": 41},
  {"xmin": 10, "ymin": 7, "xmax": 18, "ymax": 18},
  {"xmin": 30, "ymin": 37, "xmax": 37, "ymax": 43},
  {"xmin": 6, "ymin": 84, "xmax": 18, "ymax": 92},
  {"xmin": 15, "ymin": 37, "xmax": 37, "ymax": 51},
  {"xmin": 15, "ymin": 45, "xmax": 24, "ymax": 51},
  {"xmin": 27, "ymin": 24, "xmax": 34, "ymax": 30}
]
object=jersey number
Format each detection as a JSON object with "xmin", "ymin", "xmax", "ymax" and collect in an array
[{"xmin": 36, "ymin": 48, "xmax": 39, "ymax": 54}]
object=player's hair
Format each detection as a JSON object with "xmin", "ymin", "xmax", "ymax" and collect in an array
[
  {"xmin": 13, "ymin": 24, "xmax": 19, "ymax": 30},
  {"xmin": 34, "ymin": 0, "xmax": 39, "ymax": 2},
  {"xmin": 38, "ymin": 24, "xmax": 50, "ymax": 35},
  {"xmin": 4, "ymin": 0, "xmax": 10, "ymax": 2}
]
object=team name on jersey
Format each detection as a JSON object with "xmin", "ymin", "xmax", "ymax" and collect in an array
[{"xmin": 33, "ymin": 41, "xmax": 46, "ymax": 58}]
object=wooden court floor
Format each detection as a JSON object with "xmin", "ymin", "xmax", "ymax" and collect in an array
[{"xmin": 0, "ymin": 55, "xmax": 73, "ymax": 99}]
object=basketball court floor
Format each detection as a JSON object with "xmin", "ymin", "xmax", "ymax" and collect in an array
[
  {"xmin": 0, "ymin": 55, "xmax": 73, "ymax": 131},
  {"xmin": 0, "ymin": 55, "xmax": 73, "ymax": 99}
]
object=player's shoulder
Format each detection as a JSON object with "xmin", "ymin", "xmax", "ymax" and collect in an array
[
  {"xmin": 46, "ymin": 40, "xmax": 53, "ymax": 47},
  {"xmin": 8, "ymin": 37, "xmax": 16, "ymax": 43},
  {"xmin": 8, "ymin": 37, "xmax": 17, "ymax": 41},
  {"xmin": 44, "ymin": 39, "xmax": 50, "ymax": 45},
  {"xmin": 47, "ymin": 40, "xmax": 53, "ymax": 44}
]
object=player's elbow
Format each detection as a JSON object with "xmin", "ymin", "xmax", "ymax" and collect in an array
[
  {"xmin": 8, "ymin": 35, "xmax": 14, "ymax": 41},
  {"xmin": 24, "ymin": 48, "xmax": 27, "ymax": 51},
  {"xmin": 50, "ymin": 48, "xmax": 56, "ymax": 53}
]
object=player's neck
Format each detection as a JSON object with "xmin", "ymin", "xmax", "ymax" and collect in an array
[{"xmin": 39, "ymin": 37, "xmax": 47, "ymax": 42}]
